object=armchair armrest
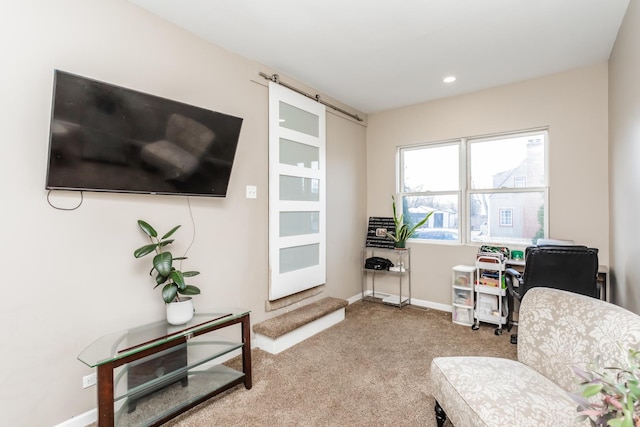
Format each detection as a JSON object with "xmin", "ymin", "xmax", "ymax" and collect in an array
[{"xmin": 504, "ymin": 268, "xmax": 523, "ymax": 300}]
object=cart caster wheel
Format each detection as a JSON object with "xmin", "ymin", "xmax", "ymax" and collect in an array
[
  {"xmin": 471, "ymin": 324, "xmax": 479, "ymax": 331},
  {"xmin": 495, "ymin": 329, "xmax": 502, "ymax": 336}
]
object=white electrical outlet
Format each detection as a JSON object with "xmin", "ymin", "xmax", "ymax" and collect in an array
[
  {"xmin": 246, "ymin": 185, "xmax": 257, "ymax": 199},
  {"xmin": 82, "ymin": 373, "xmax": 97, "ymax": 388}
]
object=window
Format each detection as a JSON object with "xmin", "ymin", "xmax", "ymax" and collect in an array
[
  {"xmin": 398, "ymin": 130, "xmax": 547, "ymax": 245},
  {"xmin": 499, "ymin": 209, "xmax": 513, "ymax": 227},
  {"xmin": 513, "ymin": 176, "xmax": 526, "ymax": 188}
]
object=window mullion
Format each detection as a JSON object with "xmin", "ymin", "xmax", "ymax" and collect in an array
[{"xmin": 460, "ymin": 138, "xmax": 468, "ymax": 243}]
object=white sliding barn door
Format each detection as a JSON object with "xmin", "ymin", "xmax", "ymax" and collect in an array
[{"xmin": 268, "ymin": 82, "xmax": 326, "ymax": 301}]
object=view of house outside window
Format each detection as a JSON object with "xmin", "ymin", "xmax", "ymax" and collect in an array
[
  {"xmin": 398, "ymin": 130, "xmax": 548, "ymax": 245},
  {"xmin": 499, "ymin": 208, "xmax": 513, "ymax": 227}
]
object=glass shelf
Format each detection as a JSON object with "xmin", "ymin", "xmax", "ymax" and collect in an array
[
  {"xmin": 113, "ymin": 365, "xmax": 244, "ymax": 427},
  {"xmin": 78, "ymin": 310, "xmax": 250, "ymax": 368},
  {"xmin": 113, "ymin": 339, "xmax": 244, "ymax": 403}
]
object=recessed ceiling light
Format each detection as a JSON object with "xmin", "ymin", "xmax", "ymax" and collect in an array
[{"xmin": 443, "ymin": 76, "xmax": 456, "ymax": 83}]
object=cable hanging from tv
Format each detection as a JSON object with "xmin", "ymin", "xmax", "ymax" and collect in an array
[
  {"xmin": 47, "ymin": 189, "xmax": 83, "ymax": 211},
  {"xmin": 259, "ymin": 72, "xmax": 363, "ymax": 122}
]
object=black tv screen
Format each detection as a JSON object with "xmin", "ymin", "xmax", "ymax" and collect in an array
[{"xmin": 46, "ymin": 70, "xmax": 243, "ymax": 197}]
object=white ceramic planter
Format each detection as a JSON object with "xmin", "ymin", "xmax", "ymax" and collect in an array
[{"xmin": 166, "ymin": 297, "xmax": 194, "ymax": 325}]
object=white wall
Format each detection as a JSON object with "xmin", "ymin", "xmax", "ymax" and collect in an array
[
  {"xmin": 609, "ymin": 0, "xmax": 640, "ymax": 312},
  {"xmin": 366, "ymin": 64, "xmax": 610, "ymax": 306},
  {"xmin": 0, "ymin": 1, "xmax": 366, "ymax": 425}
]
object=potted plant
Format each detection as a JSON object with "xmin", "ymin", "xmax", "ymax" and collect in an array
[
  {"xmin": 386, "ymin": 196, "xmax": 433, "ymax": 248},
  {"xmin": 134, "ymin": 220, "xmax": 201, "ymax": 325},
  {"xmin": 572, "ymin": 348, "xmax": 640, "ymax": 426}
]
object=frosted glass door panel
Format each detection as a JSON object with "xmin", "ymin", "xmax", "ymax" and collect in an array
[
  {"xmin": 279, "ymin": 138, "xmax": 319, "ymax": 169},
  {"xmin": 279, "ymin": 176, "xmax": 320, "ymax": 201},
  {"xmin": 269, "ymin": 82, "xmax": 326, "ymax": 301},
  {"xmin": 280, "ymin": 244, "xmax": 319, "ymax": 274},
  {"xmin": 280, "ymin": 212, "xmax": 320, "ymax": 237},
  {"xmin": 279, "ymin": 101, "xmax": 319, "ymax": 137}
]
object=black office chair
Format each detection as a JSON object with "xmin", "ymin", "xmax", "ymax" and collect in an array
[{"xmin": 504, "ymin": 245, "xmax": 599, "ymax": 344}]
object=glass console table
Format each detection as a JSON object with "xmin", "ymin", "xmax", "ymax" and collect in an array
[{"xmin": 78, "ymin": 309, "xmax": 252, "ymax": 427}]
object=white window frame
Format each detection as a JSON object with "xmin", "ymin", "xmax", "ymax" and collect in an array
[{"xmin": 397, "ymin": 129, "xmax": 549, "ymax": 246}]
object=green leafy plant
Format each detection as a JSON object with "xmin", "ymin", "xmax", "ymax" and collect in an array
[
  {"xmin": 386, "ymin": 195, "xmax": 433, "ymax": 247},
  {"xmin": 134, "ymin": 220, "xmax": 201, "ymax": 304},
  {"xmin": 572, "ymin": 348, "xmax": 640, "ymax": 427}
]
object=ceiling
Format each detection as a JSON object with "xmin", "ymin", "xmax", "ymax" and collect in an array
[{"xmin": 127, "ymin": 0, "xmax": 629, "ymax": 114}]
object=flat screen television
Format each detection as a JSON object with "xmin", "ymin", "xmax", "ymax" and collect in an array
[{"xmin": 46, "ymin": 70, "xmax": 243, "ymax": 197}]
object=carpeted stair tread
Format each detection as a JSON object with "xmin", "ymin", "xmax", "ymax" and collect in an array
[{"xmin": 253, "ymin": 297, "xmax": 348, "ymax": 339}]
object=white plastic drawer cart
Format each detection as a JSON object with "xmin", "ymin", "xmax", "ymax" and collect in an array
[
  {"xmin": 472, "ymin": 254, "xmax": 508, "ymax": 335},
  {"xmin": 451, "ymin": 265, "xmax": 475, "ymax": 326}
]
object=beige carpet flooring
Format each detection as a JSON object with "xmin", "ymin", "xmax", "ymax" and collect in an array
[{"xmin": 157, "ymin": 301, "xmax": 517, "ymax": 427}]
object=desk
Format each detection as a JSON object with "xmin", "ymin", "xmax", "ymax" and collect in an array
[
  {"xmin": 78, "ymin": 310, "xmax": 252, "ymax": 427},
  {"xmin": 505, "ymin": 259, "xmax": 609, "ymax": 302}
]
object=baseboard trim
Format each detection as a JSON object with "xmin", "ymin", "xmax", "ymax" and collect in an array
[
  {"xmin": 357, "ymin": 290, "xmax": 452, "ymax": 313},
  {"xmin": 410, "ymin": 297, "xmax": 452, "ymax": 312},
  {"xmin": 346, "ymin": 293, "xmax": 363, "ymax": 304},
  {"xmin": 54, "ymin": 409, "xmax": 96, "ymax": 427}
]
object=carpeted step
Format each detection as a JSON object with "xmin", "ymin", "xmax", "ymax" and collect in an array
[{"xmin": 253, "ymin": 297, "xmax": 348, "ymax": 354}]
